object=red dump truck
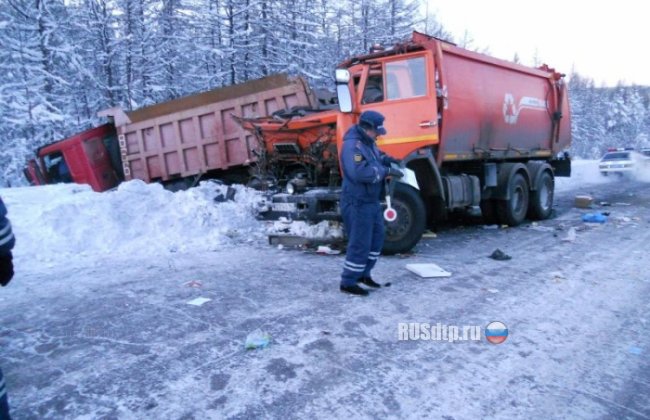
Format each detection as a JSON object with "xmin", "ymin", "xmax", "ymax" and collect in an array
[
  {"xmin": 239, "ymin": 31, "xmax": 572, "ymax": 254},
  {"xmin": 24, "ymin": 74, "xmax": 315, "ymax": 191}
]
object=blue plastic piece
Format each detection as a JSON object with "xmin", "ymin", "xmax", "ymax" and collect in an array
[{"xmin": 581, "ymin": 212, "xmax": 607, "ymax": 223}]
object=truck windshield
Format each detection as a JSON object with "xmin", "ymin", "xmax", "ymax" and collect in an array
[
  {"xmin": 601, "ymin": 152, "xmax": 630, "ymax": 161},
  {"xmin": 43, "ymin": 152, "xmax": 73, "ymax": 183},
  {"xmin": 386, "ymin": 56, "xmax": 427, "ymax": 100}
]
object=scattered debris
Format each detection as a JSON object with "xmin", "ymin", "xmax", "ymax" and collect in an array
[
  {"xmin": 628, "ymin": 346, "xmax": 642, "ymax": 355},
  {"xmin": 581, "ymin": 212, "xmax": 607, "ymax": 223},
  {"xmin": 614, "ymin": 202, "xmax": 631, "ymax": 206},
  {"xmin": 599, "ymin": 201, "xmax": 611, "ymax": 207},
  {"xmin": 550, "ymin": 272, "xmax": 566, "ymax": 283},
  {"xmin": 489, "ymin": 249, "xmax": 511, "ymax": 261},
  {"xmin": 186, "ymin": 297, "xmax": 212, "ymax": 306},
  {"xmin": 574, "ymin": 195, "xmax": 594, "ymax": 209},
  {"xmin": 561, "ymin": 227, "xmax": 576, "ymax": 242},
  {"xmin": 383, "ymin": 282, "xmax": 392, "ymax": 287},
  {"xmin": 183, "ymin": 280, "xmax": 203, "ymax": 288},
  {"xmin": 245, "ymin": 329, "xmax": 271, "ymax": 349},
  {"xmin": 422, "ymin": 231, "xmax": 437, "ymax": 238},
  {"xmin": 405, "ymin": 263, "xmax": 452, "ymax": 278},
  {"xmin": 213, "ymin": 186, "xmax": 236, "ymax": 203},
  {"xmin": 530, "ymin": 225, "xmax": 555, "ymax": 233},
  {"xmin": 316, "ymin": 245, "xmax": 341, "ymax": 255}
]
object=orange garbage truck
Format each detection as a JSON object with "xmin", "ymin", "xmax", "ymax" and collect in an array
[{"xmin": 239, "ymin": 31, "xmax": 572, "ymax": 254}]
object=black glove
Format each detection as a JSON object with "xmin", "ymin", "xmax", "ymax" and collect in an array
[
  {"xmin": 385, "ymin": 155, "xmax": 400, "ymax": 165},
  {"xmin": 387, "ymin": 167, "xmax": 404, "ymax": 178},
  {"xmin": 0, "ymin": 253, "xmax": 14, "ymax": 287}
]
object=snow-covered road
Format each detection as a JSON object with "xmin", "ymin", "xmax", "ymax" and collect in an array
[{"xmin": 1, "ymin": 163, "xmax": 650, "ymax": 419}]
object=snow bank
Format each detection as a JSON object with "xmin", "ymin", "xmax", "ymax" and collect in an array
[
  {"xmin": 555, "ymin": 159, "xmax": 611, "ymax": 192},
  {"xmin": 1, "ymin": 180, "xmax": 266, "ymax": 262}
]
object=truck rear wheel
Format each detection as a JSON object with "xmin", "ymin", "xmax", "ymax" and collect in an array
[
  {"xmin": 497, "ymin": 173, "xmax": 529, "ymax": 226},
  {"xmin": 382, "ymin": 183, "xmax": 426, "ymax": 255},
  {"xmin": 528, "ymin": 170, "xmax": 554, "ymax": 220}
]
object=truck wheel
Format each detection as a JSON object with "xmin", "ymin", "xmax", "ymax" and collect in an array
[
  {"xmin": 497, "ymin": 173, "xmax": 529, "ymax": 226},
  {"xmin": 528, "ymin": 170, "xmax": 554, "ymax": 220},
  {"xmin": 382, "ymin": 183, "xmax": 426, "ymax": 255},
  {"xmin": 480, "ymin": 199, "xmax": 499, "ymax": 225}
]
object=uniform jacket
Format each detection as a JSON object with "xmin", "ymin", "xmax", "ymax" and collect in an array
[
  {"xmin": 0, "ymin": 197, "xmax": 15, "ymax": 256},
  {"xmin": 340, "ymin": 125, "xmax": 391, "ymax": 203}
]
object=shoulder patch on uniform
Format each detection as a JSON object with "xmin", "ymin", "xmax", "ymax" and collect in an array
[{"xmin": 354, "ymin": 153, "xmax": 363, "ymax": 163}]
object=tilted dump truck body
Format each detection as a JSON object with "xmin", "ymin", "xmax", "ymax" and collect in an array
[{"xmin": 99, "ymin": 74, "xmax": 315, "ymax": 185}]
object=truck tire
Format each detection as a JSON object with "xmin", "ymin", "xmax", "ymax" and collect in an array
[
  {"xmin": 497, "ymin": 173, "xmax": 529, "ymax": 226},
  {"xmin": 528, "ymin": 170, "xmax": 554, "ymax": 220},
  {"xmin": 382, "ymin": 183, "xmax": 426, "ymax": 255}
]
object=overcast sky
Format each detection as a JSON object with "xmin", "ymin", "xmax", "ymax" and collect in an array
[{"xmin": 426, "ymin": 0, "xmax": 649, "ymax": 87}]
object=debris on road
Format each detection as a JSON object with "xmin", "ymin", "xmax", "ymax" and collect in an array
[
  {"xmin": 581, "ymin": 212, "xmax": 607, "ymax": 223},
  {"xmin": 489, "ymin": 249, "xmax": 512, "ymax": 261},
  {"xmin": 550, "ymin": 272, "xmax": 566, "ymax": 283},
  {"xmin": 628, "ymin": 346, "xmax": 642, "ymax": 355},
  {"xmin": 562, "ymin": 227, "xmax": 577, "ymax": 242},
  {"xmin": 529, "ymin": 223, "xmax": 555, "ymax": 233},
  {"xmin": 183, "ymin": 280, "xmax": 203, "ymax": 288},
  {"xmin": 245, "ymin": 329, "xmax": 271, "ymax": 349},
  {"xmin": 406, "ymin": 263, "xmax": 452, "ymax": 278},
  {"xmin": 575, "ymin": 195, "xmax": 594, "ymax": 208},
  {"xmin": 316, "ymin": 245, "xmax": 341, "ymax": 255},
  {"xmin": 186, "ymin": 297, "xmax": 212, "ymax": 306}
]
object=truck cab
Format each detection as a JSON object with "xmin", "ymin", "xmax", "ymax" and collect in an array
[
  {"xmin": 24, "ymin": 124, "xmax": 123, "ymax": 192},
  {"xmin": 344, "ymin": 49, "xmax": 440, "ymax": 161}
]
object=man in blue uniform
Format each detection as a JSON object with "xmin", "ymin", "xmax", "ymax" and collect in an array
[
  {"xmin": 0, "ymin": 196, "xmax": 15, "ymax": 420},
  {"xmin": 339, "ymin": 110, "xmax": 403, "ymax": 296}
]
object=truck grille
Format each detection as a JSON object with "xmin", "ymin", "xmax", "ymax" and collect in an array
[{"xmin": 273, "ymin": 143, "xmax": 301, "ymax": 154}]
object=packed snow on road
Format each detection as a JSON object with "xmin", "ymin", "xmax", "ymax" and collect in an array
[{"xmin": 1, "ymin": 160, "xmax": 649, "ymax": 419}]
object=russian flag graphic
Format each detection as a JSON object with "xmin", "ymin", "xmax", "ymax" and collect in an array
[{"xmin": 485, "ymin": 321, "xmax": 508, "ymax": 344}]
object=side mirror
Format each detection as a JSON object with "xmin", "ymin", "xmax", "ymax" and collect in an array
[
  {"xmin": 335, "ymin": 69, "xmax": 352, "ymax": 113},
  {"xmin": 336, "ymin": 84, "xmax": 352, "ymax": 113}
]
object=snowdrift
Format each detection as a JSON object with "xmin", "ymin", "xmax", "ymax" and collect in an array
[{"xmin": 1, "ymin": 180, "xmax": 266, "ymax": 261}]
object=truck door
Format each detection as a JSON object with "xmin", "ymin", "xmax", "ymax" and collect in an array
[
  {"xmin": 83, "ymin": 136, "xmax": 120, "ymax": 191},
  {"xmin": 358, "ymin": 51, "xmax": 439, "ymax": 159}
]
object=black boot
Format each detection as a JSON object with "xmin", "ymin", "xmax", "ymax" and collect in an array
[
  {"xmin": 359, "ymin": 276, "xmax": 381, "ymax": 288},
  {"xmin": 340, "ymin": 284, "xmax": 369, "ymax": 296}
]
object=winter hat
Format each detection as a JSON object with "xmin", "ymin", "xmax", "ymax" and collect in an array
[{"xmin": 359, "ymin": 110, "xmax": 387, "ymax": 135}]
